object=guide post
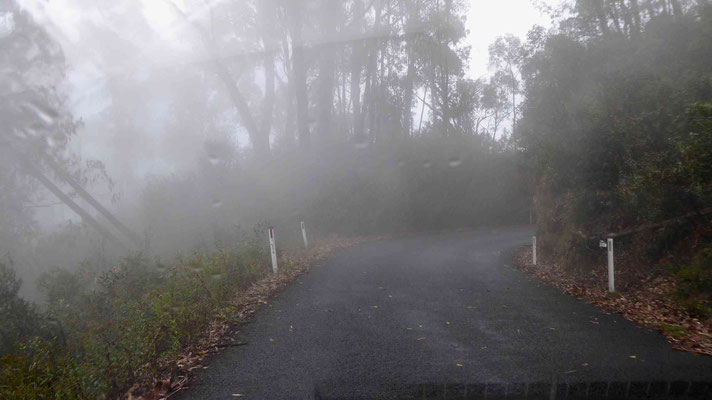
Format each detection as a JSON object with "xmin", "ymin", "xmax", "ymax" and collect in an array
[
  {"xmin": 268, "ymin": 226, "xmax": 278, "ymax": 274},
  {"xmin": 301, "ymin": 221, "xmax": 308, "ymax": 248}
]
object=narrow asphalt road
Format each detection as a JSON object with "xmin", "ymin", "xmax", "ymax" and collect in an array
[{"xmin": 178, "ymin": 227, "xmax": 712, "ymax": 399}]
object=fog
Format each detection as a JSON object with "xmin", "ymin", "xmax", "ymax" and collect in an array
[
  {"xmin": 3, "ymin": 0, "xmax": 712, "ymax": 397},
  {"xmin": 1, "ymin": 0, "xmax": 535, "ymax": 299}
]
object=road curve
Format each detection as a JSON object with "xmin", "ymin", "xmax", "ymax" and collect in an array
[{"xmin": 177, "ymin": 227, "xmax": 712, "ymax": 399}]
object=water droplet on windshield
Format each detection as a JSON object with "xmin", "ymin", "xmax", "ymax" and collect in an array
[
  {"xmin": 448, "ymin": 157, "xmax": 462, "ymax": 168},
  {"xmin": 353, "ymin": 135, "xmax": 369, "ymax": 149},
  {"xmin": 0, "ymin": 12, "xmax": 15, "ymax": 39},
  {"xmin": 46, "ymin": 135, "xmax": 57, "ymax": 148},
  {"xmin": 23, "ymin": 100, "xmax": 58, "ymax": 125},
  {"xmin": 207, "ymin": 154, "xmax": 220, "ymax": 165}
]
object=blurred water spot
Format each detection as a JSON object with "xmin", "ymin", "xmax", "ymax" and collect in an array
[
  {"xmin": 0, "ymin": 12, "xmax": 15, "ymax": 39},
  {"xmin": 25, "ymin": 124, "xmax": 44, "ymax": 137},
  {"xmin": 207, "ymin": 154, "xmax": 220, "ymax": 165},
  {"xmin": 353, "ymin": 135, "xmax": 369, "ymax": 149},
  {"xmin": 423, "ymin": 160, "xmax": 432, "ymax": 168},
  {"xmin": 448, "ymin": 157, "xmax": 462, "ymax": 168},
  {"xmin": 23, "ymin": 100, "xmax": 58, "ymax": 125},
  {"xmin": 192, "ymin": 267, "xmax": 203, "ymax": 273},
  {"xmin": 212, "ymin": 200, "xmax": 223, "ymax": 209},
  {"xmin": 46, "ymin": 135, "xmax": 57, "ymax": 148}
]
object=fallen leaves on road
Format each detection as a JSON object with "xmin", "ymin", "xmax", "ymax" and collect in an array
[{"xmin": 514, "ymin": 247, "xmax": 712, "ymax": 356}]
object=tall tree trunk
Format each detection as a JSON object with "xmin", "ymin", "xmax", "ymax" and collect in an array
[
  {"xmin": 212, "ymin": 61, "xmax": 265, "ymax": 156},
  {"xmin": 403, "ymin": 50, "xmax": 416, "ymax": 137},
  {"xmin": 351, "ymin": 40, "xmax": 364, "ymax": 138},
  {"xmin": 350, "ymin": 0, "xmax": 365, "ymax": 139},
  {"xmin": 287, "ymin": 2, "xmax": 311, "ymax": 148},
  {"xmin": 402, "ymin": 1, "xmax": 418, "ymax": 138},
  {"xmin": 630, "ymin": 0, "xmax": 642, "ymax": 35},
  {"xmin": 170, "ymin": 2, "xmax": 270, "ymax": 158},
  {"xmin": 594, "ymin": 0, "xmax": 611, "ymax": 35},
  {"xmin": 316, "ymin": 0, "xmax": 339, "ymax": 147},
  {"xmin": 441, "ymin": 0, "xmax": 453, "ymax": 135},
  {"xmin": 256, "ymin": 0, "xmax": 276, "ymax": 156},
  {"xmin": 256, "ymin": 51, "xmax": 275, "ymax": 155},
  {"xmin": 511, "ymin": 83, "xmax": 516, "ymax": 135},
  {"xmin": 281, "ymin": 32, "xmax": 296, "ymax": 148},
  {"xmin": 365, "ymin": 0, "xmax": 382, "ymax": 141},
  {"xmin": 609, "ymin": 3, "xmax": 624, "ymax": 35},
  {"xmin": 622, "ymin": 0, "xmax": 641, "ymax": 38}
]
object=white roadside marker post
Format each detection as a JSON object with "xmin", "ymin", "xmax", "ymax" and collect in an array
[
  {"xmin": 607, "ymin": 238, "xmax": 615, "ymax": 292},
  {"xmin": 268, "ymin": 226, "xmax": 278, "ymax": 274},
  {"xmin": 301, "ymin": 221, "xmax": 308, "ymax": 248},
  {"xmin": 532, "ymin": 236, "xmax": 537, "ymax": 265},
  {"xmin": 600, "ymin": 238, "xmax": 615, "ymax": 292}
]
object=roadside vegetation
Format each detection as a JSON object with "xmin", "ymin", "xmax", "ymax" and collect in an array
[
  {"xmin": 0, "ymin": 234, "xmax": 364, "ymax": 399},
  {"xmin": 515, "ymin": 0, "xmax": 712, "ymax": 341},
  {"xmin": 0, "ymin": 236, "xmax": 267, "ymax": 398}
]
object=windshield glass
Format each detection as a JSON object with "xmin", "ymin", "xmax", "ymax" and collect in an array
[{"xmin": 1, "ymin": 1, "xmax": 711, "ymax": 399}]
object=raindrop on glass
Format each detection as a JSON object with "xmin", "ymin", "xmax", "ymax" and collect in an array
[
  {"xmin": 0, "ymin": 12, "xmax": 15, "ymax": 39},
  {"xmin": 46, "ymin": 135, "xmax": 58, "ymax": 148},
  {"xmin": 208, "ymin": 154, "xmax": 220, "ymax": 165},
  {"xmin": 423, "ymin": 160, "xmax": 432, "ymax": 168},
  {"xmin": 448, "ymin": 157, "xmax": 462, "ymax": 168},
  {"xmin": 212, "ymin": 200, "xmax": 222, "ymax": 209},
  {"xmin": 23, "ymin": 100, "xmax": 58, "ymax": 125}
]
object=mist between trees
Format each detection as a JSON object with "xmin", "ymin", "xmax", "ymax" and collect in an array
[{"xmin": 1, "ymin": 0, "xmax": 530, "ymax": 300}]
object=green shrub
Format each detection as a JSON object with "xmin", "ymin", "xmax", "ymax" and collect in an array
[
  {"xmin": 0, "ymin": 338, "xmax": 87, "ymax": 399},
  {"xmin": 0, "ymin": 238, "xmax": 272, "ymax": 399},
  {"xmin": 671, "ymin": 246, "xmax": 712, "ymax": 318},
  {"xmin": 0, "ymin": 263, "xmax": 42, "ymax": 357}
]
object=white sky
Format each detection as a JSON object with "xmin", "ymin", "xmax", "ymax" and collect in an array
[{"xmin": 465, "ymin": 0, "xmax": 552, "ymax": 78}]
